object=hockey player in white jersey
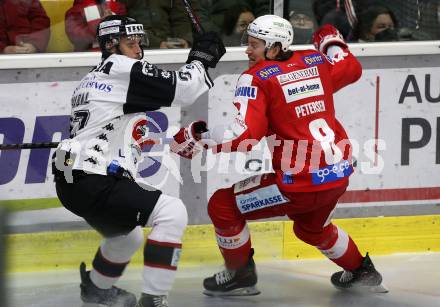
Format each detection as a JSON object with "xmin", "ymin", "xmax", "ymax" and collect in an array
[{"xmin": 53, "ymin": 15, "xmax": 225, "ymax": 307}]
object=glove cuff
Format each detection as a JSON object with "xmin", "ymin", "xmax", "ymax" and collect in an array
[{"xmin": 318, "ymin": 35, "xmax": 347, "ymax": 54}]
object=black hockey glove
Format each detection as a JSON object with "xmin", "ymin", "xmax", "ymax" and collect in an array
[{"xmin": 186, "ymin": 31, "xmax": 226, "ymax": 69}]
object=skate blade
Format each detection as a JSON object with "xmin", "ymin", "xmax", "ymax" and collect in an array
[
  {"xmin": 203, "ymin": 286, "xmax": 261, "ymax": 297},
  {"xmin": 82, "ymin": 303, "xmax": 132, "ymax": 307},
  {"xmin": 368, "ymin": 283, "xmax": 389, "ymax": 293},
  {"xmin": 334, "ymin": 283, "xmax": 389, "ymax": 294}
]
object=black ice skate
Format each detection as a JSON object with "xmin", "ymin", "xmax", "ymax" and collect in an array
[
  {"xmin": 135, "ymin": 293, "xmax": 168, "ymax": 307},
  {"xmin": 80, "ymin": 262, "xmax": 137, "ymax": 307},
  {"xmin": 331, "ymin": 253, "xmax": 389, "ymax": 293},
  {"xmin": 203, "ymin": 248, "xmax": 261, "ymax": 296}
]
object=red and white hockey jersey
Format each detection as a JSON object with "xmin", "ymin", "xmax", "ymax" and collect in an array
[{"xmin": 211, "ymin": 48, "xmax": 362, "ymax": 192}]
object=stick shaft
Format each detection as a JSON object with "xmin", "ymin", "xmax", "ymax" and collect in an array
[
  {"xmin": 0, "ymin": 138, "xmax": 172, "ymax": 150},
  {"xmin": 181, "ymin": 0, "xmax": 205, "ymax": 34},
  {"xmin": 0, "ymin": 142, "xmax": 59, "ymax": 150}
]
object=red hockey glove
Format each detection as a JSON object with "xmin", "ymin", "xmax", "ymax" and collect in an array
[
  {"xmin": 170, "ymin": 121, "xmax": 208, "ymax": 159},
  {"xmin": 312, "ymin": 24, "xmax": 347, "ymax": 54}
]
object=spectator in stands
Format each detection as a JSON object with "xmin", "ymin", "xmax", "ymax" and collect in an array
[
  {"xmin": 221, "ymin": 4, "xmax": 255, "ymax": 46},
  {"xmin": 0, "ymin": 0, "xmax": 50, "ymax": 54},
  {"xmin": 137, "ymin": 0, "xmax": 195, "ymax": 49},
  {"xmin": 288, "ymin": 2, "xmax": 316, "ymax": 44},
  {"xmin": 359, "ymin": 0, "xmax": 438, "ymax": 40},
  {"xmin": 65, "ymin": 0, "xmax": 127, "ymax": 51},
  {"xmin": 351, "ymin": 4, "xmax": 398, "ymax": 42},
  {"xmin": 200, "ymin": 0, "xmax": 269, "ymax": 34}
]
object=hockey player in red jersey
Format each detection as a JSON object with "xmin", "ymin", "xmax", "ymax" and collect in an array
[{"xmin": 172, "ymin": 15, "xmax": 388, "ymax": 296}]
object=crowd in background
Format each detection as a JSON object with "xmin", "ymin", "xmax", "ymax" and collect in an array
[{"xmin": 1, "ymin": 0, "xmax": 439, "ymax": 54}]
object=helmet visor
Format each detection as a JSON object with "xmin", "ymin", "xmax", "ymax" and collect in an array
[{"xmin": 241, "ymin": 31, "xmax": 250, "ymax": 47}]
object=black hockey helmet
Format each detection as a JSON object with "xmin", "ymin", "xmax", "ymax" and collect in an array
[{"xmin": 97, "ymin": 15, "xmax": 147, "ymax": 58}]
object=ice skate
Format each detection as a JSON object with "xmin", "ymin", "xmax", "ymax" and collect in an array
[
  {"xmin": 203, "ymin": 248, "xmax": 261, "ymax": 296},
  {"xmin": 135, "ymin": 293, "xmax": 168, "ymax": 307},
  {"xmin": 331, "ymin": 253, "xmax": 389, "ymax": 293},
  {"xmin": 80, "ymin": 262, "xmax": 137, "ymax": 307}
]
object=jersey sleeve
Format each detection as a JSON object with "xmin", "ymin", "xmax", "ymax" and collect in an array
[
  {"xmin": 325, "ymin": 47, "xmax": 362, "ymax": 93},
  {"xmin": 204, "ymin": 73, "xmax": 269, "ymax": 153},
  {"xmin": 124, "ymin": 60, "xmax": 213, "ymax": 113}
]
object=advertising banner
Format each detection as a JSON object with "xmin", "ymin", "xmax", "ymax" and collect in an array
[
  {"xmin": 0, "ymin": 81, "xmax": 181, "ymax": 200},
  {"xmin": 1, "ymin": 67, "xmax": 439, "ymax": 207}
]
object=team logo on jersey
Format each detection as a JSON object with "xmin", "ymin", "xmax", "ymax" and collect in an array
[
  {"xmin": 141, "ymin": 62, "xmax": 160, "ymax": 77},
  {"xmin": 302, "ymin": 53, "xmax": 325, "ymax": 66},
  {"xmin": 235, "ymin": 185, "xmax": 289, "ymax": 214},
  {"xmin": 161, "ymin": 71, "xmax": 171, "ymax": 79},
  {"xmin": 277, "ymin": 66, "xmax": 319, "ymax": 85},
  {"xmin": 132, "ymin": 119, "xmax": 148, "ymax": 151},
  {"xmin": 282, "ymin": 77, "xmax": 324, "ymax": 103},
  {"xmin": 311, "ymin": 160, "xmax": 353, "ymax": 185},
  {"xmin": 257, "ymin": 65, "xmax": 282, "ymax": 80},
  {"xmin": 235, "ymin": 86, "xmax": 257, "ymax": 99}
]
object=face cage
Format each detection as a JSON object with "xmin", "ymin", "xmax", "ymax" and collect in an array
[{"xmin": 105, "ymin": 33, "xmax": 148, "ymax": 48}]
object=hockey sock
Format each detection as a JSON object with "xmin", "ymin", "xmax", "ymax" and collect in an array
[
  {"xmin": 142, "ymin": 194, "xmax": 187, "ymax": 295},
  {"xmin": 318, "ymin": 225, "xmax": 363, "ymax": 271},
  {"xmin": 216, "ymin": 223, "xmax": 252, "ymax": 269},
  {"xmin": 142, "ymin": 239, "xmax": 182, "ymax": 295},
  {"xmin": 91, "ymin": 226, "xmax": 144, "ymax": 289}
]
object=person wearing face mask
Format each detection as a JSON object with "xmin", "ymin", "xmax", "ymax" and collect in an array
[
  {"xmin": 287, "ymin": 2, "xmax": 317, "ymax": 45},
  {"xmin": 351, "ymin": 4, "xmax": 398, "ymax": 42},
  {"xmin": 171, "ymin": 15, "xmax": 388, "ymax": 297},
  {"xmin": 288, "ymin": 10, "xmax": 316, "ymax": 44}
]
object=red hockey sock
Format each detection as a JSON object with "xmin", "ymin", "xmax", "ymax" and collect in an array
[
  {"xmin": 318, "ymin": 225, "xmax": 363, "ymax": 271},
  {"xmin": 215, "ymin": 224, "xmax": 252, "ymax": 269}
]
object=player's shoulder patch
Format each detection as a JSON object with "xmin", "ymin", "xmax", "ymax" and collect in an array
[
  {"xmin": 256, "ymin": 64, "xmax": 283, "ymax": 80},
  {"xmin": 302, "ymin": 53, "xmax": 325, "ymax": 66}
]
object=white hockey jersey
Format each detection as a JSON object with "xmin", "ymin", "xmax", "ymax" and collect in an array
[{"xmin": 58, "ymin": 54, "xmax": 213, "ymax": 177}]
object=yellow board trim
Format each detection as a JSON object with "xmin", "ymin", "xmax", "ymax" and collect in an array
[{"xmin": 6, "ymin": 215, "xmax": 440, "ymax": 272}]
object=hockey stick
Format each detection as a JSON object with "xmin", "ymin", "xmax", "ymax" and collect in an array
[
  {"xmin": 181, "ymin": 0, "xmax": 205, "ymax": 34},
  {"xmin": 0, "ymin": 142, "xmax": 59, "ymax": 150},
  {"xmin": 0, "ymin": 138, "xmax": 172, "ymax": 151},
  {"xmin": 344, "ymin": 0, "xmax": 358, "ymax": 28}
]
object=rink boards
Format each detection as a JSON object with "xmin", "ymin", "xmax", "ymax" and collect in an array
[
  {"xmin": 5, "ymin": 215, "xmax": 440, "ymax": 272},
  {"xmin": 1, "ymin": 44, "xmax": 440, "ymax": 275},
  {"xmin": 1, "ymin": 44, "xmax": 440, "ymax": 224}
]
